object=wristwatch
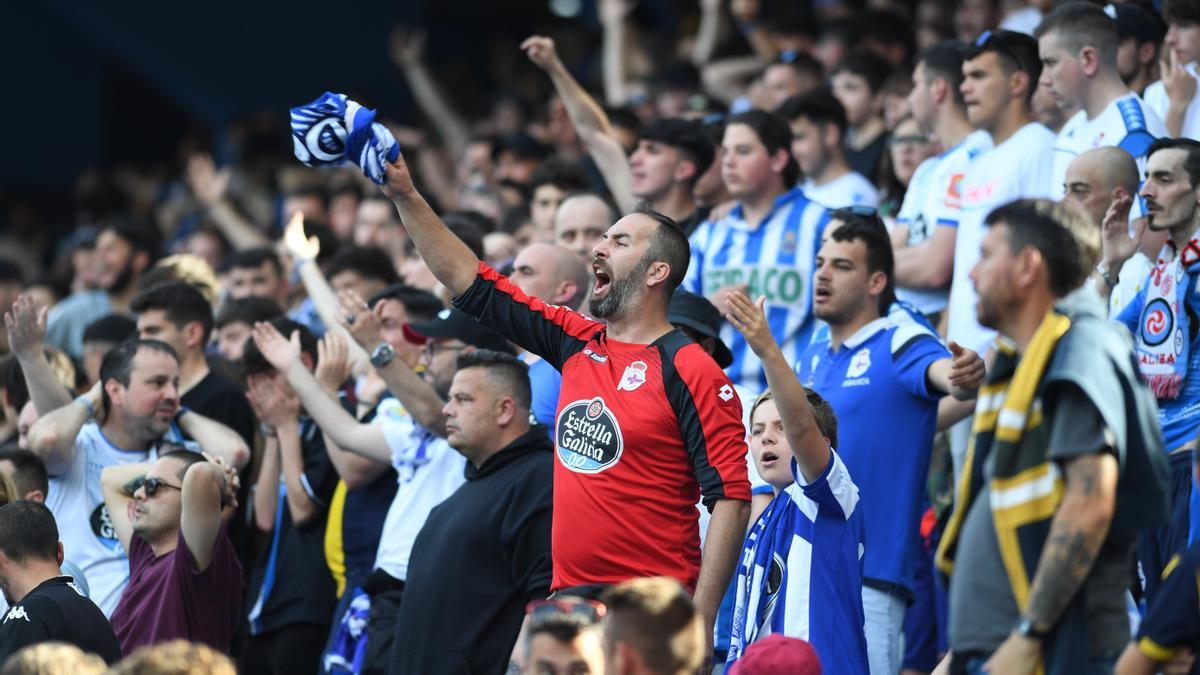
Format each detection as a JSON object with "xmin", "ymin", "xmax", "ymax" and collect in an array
[
  {"xmin": 1014, "ymin": 616, "xmax": 1050, "ymax": 642},
  {"xmin": 370, "ymin": 342, "xmax": 397, "ymax": 368}
]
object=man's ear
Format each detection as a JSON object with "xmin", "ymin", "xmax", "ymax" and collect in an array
[
  {"xmin": 769, "ymin": 147, "xmax": 791, "ymax": 176},
  {"xmin": 56, "ymin": 541, "xmax": 64, "ymax": 567},
  {"xmin": 1079, "ymin": 45, "xmax": 1101, "ymax": 77},
  {"xmin": 299, "ymin": 352, "xmax": 315, "ymax": 372},
  {"xmin": 132, "ymin": 251, "xmax": 151, "ymax": 275},
  {"xmin": 931, "ymin": 76, "xmax": 949, "ymax": 105},
  {"xmin": 25, "ymin": 490, "xmax": 45, "ymax": 504},
  {"xmin": 672, "ymin": 159, "xmax": 697, "ymax": 186},
  {"xmin": 1138, "ymin": 41, "xmax": 1157, "ymax": 67},
  {"xmin": 184, "ymin": 321, "xmax": 206, "ymax": 352},
  {"xmin": 104, "ymin": 378, "xmax": 123, "ymax": 409},
  {"xmin": 644, "ymin": 261, "xmax": 672, "ymax": 288}
]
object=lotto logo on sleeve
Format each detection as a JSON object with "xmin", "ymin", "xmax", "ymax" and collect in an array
[
  {"xmin": 556, "ymin": 397, "xmax": 624, "ymax": 473},
  {"xmin": 716, "ymin": 382, "xmax": 736, "ymax": 406}
]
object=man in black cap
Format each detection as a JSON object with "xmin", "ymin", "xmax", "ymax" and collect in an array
[{"xmin": 1112, "ymin": 2, "xmax": 1167, "ymax": 95}]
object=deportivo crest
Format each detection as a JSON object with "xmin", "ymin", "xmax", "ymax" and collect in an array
[
  {"xmin": 617, "ymin": 361, "xmax": 648, "ymax": 392},
  {"xmin": 556, "ymin": 397, "xmax": 624, "ymax": 473},
  {"xmin": 846, "ymin": 348, "xmax": 872, "ymax": 378}
]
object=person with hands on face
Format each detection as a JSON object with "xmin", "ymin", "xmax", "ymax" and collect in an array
[
  {"xmin": 101, "ymin": 450, "xmax": 242, "ymax": 654},
  {"xmin": 1145, "ymin": 0, "xmax": 1200, "ymax": 138},
  {"xmin": 794, "ymin": 210, "xmax": 984, "ymax": 675},
  {"xmin": 241, "ymin": 319, "xmax": 340, "ymax": 675},
  {"xmin": 722, "ymin": 289, "xmax": 869, "ymax": 674}
]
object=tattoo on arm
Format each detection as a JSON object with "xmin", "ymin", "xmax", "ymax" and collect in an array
[{"xmin": 1023, "ymin": 455, "xmax": 1115, "ymax": 629}]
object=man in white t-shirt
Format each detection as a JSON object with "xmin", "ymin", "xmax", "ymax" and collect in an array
[
  {"xmin": 25, "ymin": 339, "xmax": 250, "ymax": 616},
  {"xmin": 894, "ymin": 41, "xmax": 993, "ymax": 321},
  {"xmin": 950, "ymin": 30, "xmax": 1057, "ymax": 358},
  {"xmin": 1145, "ymin": 0, "xmax": 1200, "ymax": 139},
  {"xmin": 1037, "ymin": 2, "xmax": 1167, "ymax": 197},
  {"xmin": 778, "ymin": 89, "xmax": 880, "ymax": 210}
]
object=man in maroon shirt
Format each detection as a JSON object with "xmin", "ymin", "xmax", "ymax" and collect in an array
[
  {"xmin": 378, "ymin": 151, "xmax": 751, "ymax": 655},
  {"xmin": 100, "ymin": 449, "xmax": 242, "ymax": 655}
]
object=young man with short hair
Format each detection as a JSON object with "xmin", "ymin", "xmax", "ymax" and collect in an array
[
  {"xmin": 778, "ymin": 89, "xmax": 880, "ymax": 209},
  {"xmin": 1037, "ymin": 1, "xmax": 1167, "ymax": 198},
  {"xmin": 81, "ymin": 315, "xmax": 137, "ymax": 388},
  {"xmin": 101, "ymin": 451, "xmax": 242, "ymax": 654},
  {"xmin": 131, "ymin": 282, "xmax": 255, "ymax": 448},
  {"xmin": 213, "ymin": 296, "xmax": 284, "ymax": 362},
  {"xmin": 1145, "ymin": 0, "xmax": 1200, "ymax": 138},
  {"xmin": 1113, "ymin": 3, "xmax": 1167, "ymax": 96},
  {"xmin": 687, "ymin": 110, "xmax": 829, "ymax": 391},
  {"xmin": 522, "ymin": 606, "xmax": 605, "ymax": 675},
  {"xmin": 0, "ymin": 501, "xmax": 120, "ymax": 665},
  {"xmin": 529, "ymin": 159, "xmax": 591, "ymax": 241},
  {"xmin": 895, "ymin": 41, "xmax": 993, "ymax": 322},
  {"xmin": 223, "ymin": 247, "xmax": 290, "ymax": 310},
  {"xmin": 601, "ymin": 577, "xmax": 705, "ymax": 675},
  {"xmin": 831, "ymin": 51, "xmax": 893, "ymax": 181}
]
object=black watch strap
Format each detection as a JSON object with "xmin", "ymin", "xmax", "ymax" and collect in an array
[{"xmin": 1015, "ymin": 616, "xmax": 1050, "ymax": 641}]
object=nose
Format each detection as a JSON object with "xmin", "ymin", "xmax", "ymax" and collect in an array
[
  {"xmin": 1140, "ymin": 181, "xmax": 1155, "ymax": 201},
  {"xmin": 1167, "ymin": 25, "xmax": 1179, "ymax": 47}
]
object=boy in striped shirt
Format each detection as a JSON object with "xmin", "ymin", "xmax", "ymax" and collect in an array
[{"xmin": 723, "ymin": 289, "xmax": 869, "ymax": 674}]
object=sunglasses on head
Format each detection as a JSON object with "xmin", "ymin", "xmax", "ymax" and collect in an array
[
  {"xmin": 831, "ymin": 205, "xmax": 879, "ymax": 219},
  {"xmin": 525, "ymin": 598, "xmax": 606, "ymax": 624},
  {"xmin": 126, "ymin": 475, "xmax": 182, "ymax": 498}
]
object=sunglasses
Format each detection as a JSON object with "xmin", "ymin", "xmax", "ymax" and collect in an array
[
  {"xmin": 525, "ymin": 599, "xmax": 606, "ymax": 624},
  {"xmin": 126, "ymin": 475, "xmax": 183, "ymax": 498},
  {"xmin": 831, "ymin": 205, "xmax": 880, "ymax": 219}
]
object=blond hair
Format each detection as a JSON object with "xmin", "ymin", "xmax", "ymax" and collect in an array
[
  {"xmin": 107, "ymin": 640, "xmax": 236, "ymax": 675},
  {"xmin": 0, "ymin": 643, "xmax": 106, "ymax": 675}
]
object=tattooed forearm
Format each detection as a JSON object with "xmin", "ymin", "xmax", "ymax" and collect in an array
[{"xmin": 1022, "ymin": 454, "xmax": 1117, "ymax": 629}]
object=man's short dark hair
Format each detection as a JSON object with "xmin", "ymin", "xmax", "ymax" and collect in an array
[
  {"xmin": 214, "ymin": 296, "xmax": 284, "ymax": 330},
  {"xmin": 158, "ymin": 449, "xmax": 206, "ymax": 481},
  {"xmin": 830, "ymin": 211, "xmax": 896, "ymax": 313},
  {"xmin": 776, "ymin": 89, "xmax": 849, "ymax": 141},
  {"xmin": 637, "ymin": 118, "xmax": 716, "ymax": 185},
  {"xmin": 1148, "ymin": 137, "xmax": 1200, "ymax": 187},
  {"xmin": 634, "ymin": 205, "xmax": 691, "ymax": 294},
  {"xmin": 0, "ymin": 501, "xmax": 58, "ymax": 563},
  {"xmin": 526, "ymin": 615, "xmax": 597, "ymax": 650},
  {"xmin": 367, "ymin": 284, "xmax": 445, "ymax": 323},
  {"xmin": 967, "ymin": 30, "xmax": 1043, "ymax": 103},
  {"xmin": 1035, "ymin": 1, "xmax": 1119, "ymax": 65},
  {"xmin": 985, "ymin": 199, "xmax": 1101, "ymax": 297},
  {"xmin": 917, "ymin": 41, "xmax": 971, "ymax": 108},
  {"xmin": 529, "ymin": 158, "xmax": 590, "ymax": 193},
  {"xmin": 99, "ymin": 339, "xmax": 179, "ymax": 418},
  {"xmin": 0, "ymin": 356, "xmax": 27, "ymax": 413},
  {"xmin": 241, "ymin": 319, "xmax": 317, "ymax": 376},
  {"xmin": 99, "ymin": 222, "xmax": 162, "ymax": 267},
  {"xmin": 457, "ymin": 349, "xmax": 532, "ymax": 411},
  {"xmin": 83, "ymin": 314, "xmax": 138, "ymax": 347},
  {"xmin": 0, "ymin": 258, "xmax": 22, "ymax": 285},
  {"xmin": 226, "ymin": 247, "xmax": 284, "ymax": 277},
  {"xmin": 441, "ymin": 214, "xmax": 488, "ymax": 259},
  {"xmin": 859, "ymin": 9, "xmax": 917, "ymax": 64},
  {"xmin": 130, "ymin": 281, "xmax": 215, "ymax": 346},
  {"xmin": 831, "ymin": 50, "xmax": 892, "ymax": 94},
  {"xmin": 1165, "ymin": 0, "xmax": 1200, "ymax": 26},
  {"xmin": 0, "ymin": 447, "xmax": 49, "ymax": 498},
  {"xmin": 725, "ymin": 109, "xmax": 801, "ymax": 187},
  {"xmin": 325, "ymin": 246, "xmax": 401, "ymax": 286}
]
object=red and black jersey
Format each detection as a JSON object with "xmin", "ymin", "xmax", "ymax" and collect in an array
[{"xmin": 454, "ymin": 262, "xmax": 751, "ymax": 592}]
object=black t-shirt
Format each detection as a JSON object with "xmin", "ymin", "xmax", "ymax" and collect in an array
[
  {"xmin": 845, "ymin": 131, "xmax": 889, "ymax": 184},
  {"xmin": 0, "ymin": 576, "xmax": 121, "ymax": 664},
  {"xmin": 182, "ymin": 370, "xmax": 256, "ymax": 448},
  {"xmin": 245, "ymin": 418, "xmax": 339, "ymax": 634}
]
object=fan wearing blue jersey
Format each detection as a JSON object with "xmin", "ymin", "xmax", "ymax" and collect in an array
[
  {"xmin": 722, "ymin": 289, "xmax": 868, "ymax": 675},
  {"xmin": 796, "ymin": 212, "xmax": 985, "ymax": 675},
  {"xmin": 686, "ymin": 110, "xmax": 829, "ymax": 392}
]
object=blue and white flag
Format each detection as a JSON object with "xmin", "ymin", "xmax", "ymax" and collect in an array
[{"xmin": 290, "ymin": 92, "xmax": 400, "ymax": 185}]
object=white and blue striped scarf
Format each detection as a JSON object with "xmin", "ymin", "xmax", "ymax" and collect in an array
[{"xmin": 290, "ymin": 92, "xmax": 399, "ymax": 185}]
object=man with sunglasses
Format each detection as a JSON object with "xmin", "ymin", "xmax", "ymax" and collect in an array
[
  {"xmin": 99, "ymin": 449, "xmax": 241, "ymax": 655},
  {"xmin": 521, "ymin": 599, "xmax": 606, "ymax": 675},
  {"xmin": 796, "ymin": 212, "xmax": 984, "ymax": 675}
]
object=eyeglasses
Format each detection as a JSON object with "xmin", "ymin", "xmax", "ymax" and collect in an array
[
  {"xmin": 525, "ymin": 599, "xmax": 606, "ymax": 624},
  {"xmin": 890, "ymin": 135, "xmax": 932, "ymax": 148},
  {"xmin": 127, "ymin": 475, "xmax": 182, "ymax": 498},
  {"xmin": 423, "ymin": 342, "xmax": 465, "ymax": 361}
]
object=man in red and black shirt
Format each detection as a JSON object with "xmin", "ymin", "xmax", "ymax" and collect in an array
[{"xmin": 379, "ymin": 152, "xmax": 751, "ymax": 649}]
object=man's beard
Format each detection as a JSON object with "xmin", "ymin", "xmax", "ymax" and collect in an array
[
  {"xmin": 107, "ymin": 258, "xmax": 137, "ymax": 294},
  {"xmin": 588, "ymin": 259, "xmax": 650, "ymax": 319}
]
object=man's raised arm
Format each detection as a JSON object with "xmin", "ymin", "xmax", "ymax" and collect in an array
[{"xmin": 380, "ymin": 155, "xmax": 479, "ymax": 297}]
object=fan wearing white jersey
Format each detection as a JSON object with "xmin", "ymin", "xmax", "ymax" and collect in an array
[
  {"xmin": 777, "ymin": 90, "xmax": 880, "ymax": 210},
  {"xmin": 1145, "ymin": 0, "xmax": 1200, "ymax": 139},
  {"xmin": 895, "ymin": 41, "xmax": 993, "ymax": 320},
  {"xmin": 1037, "ymin": 2, "xmax": 1167, "ymax": 198}
]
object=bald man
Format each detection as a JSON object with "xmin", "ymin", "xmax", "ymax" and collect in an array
[
  {"xmin": 507, "ymin": 243, "xmax": 590, "ymax": 433},
  {"xmin": 553, "ymin": 193, "xmax": 616, "ymax": 260},
  {"xmin": 1072, "ymin": 147, "xmax": 1169, "ymax": 316}
]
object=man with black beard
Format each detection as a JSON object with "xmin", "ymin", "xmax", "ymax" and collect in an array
[
  {"xmin": 46, "ymin": 223, "xmax": 161, "ymax": 360},
  {"xmin": 377, "ymin": 151, "xmax": 751, "ymax": 662}
]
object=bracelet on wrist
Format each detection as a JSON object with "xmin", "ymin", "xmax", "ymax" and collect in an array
[
  {"xmin": 259, "ymin": 422, "xmax": 277, "ymax": 438},
  {"xmin": 1094, "ymin": 263, "xmax": 1119, "ymax": 288},
  {"xmin": 173, "ymin": 406, "xmax": 191, "ymax": 427},
  {"xmin": 74, "ymin": 395, "xmax": 95, "ymax": 418}
]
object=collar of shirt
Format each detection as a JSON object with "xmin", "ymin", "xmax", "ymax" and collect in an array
[{"xmin": 829, "ymin": 317, "xmax": 890, "ymax": 354}]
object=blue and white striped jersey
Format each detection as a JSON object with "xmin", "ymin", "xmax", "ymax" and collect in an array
[
  {"xmin": 726, "ymin": 451, "xmax": 868, "ymax": 674},
  {"xmin": 685, "ymin": 187, "xmax": 829, "ymax": 391}
]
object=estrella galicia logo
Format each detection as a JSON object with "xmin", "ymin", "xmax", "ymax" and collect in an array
[
  {"xmin": 1140, "ymin": 298, "xmax": 1174, "ymax": 347},
  {"xmin": 90, "ymin": 504, "xmax": 121, "ymax": 551},
  {"xmin": 556, "ymin": 397, "xmax": 623, "ymax": 473}
]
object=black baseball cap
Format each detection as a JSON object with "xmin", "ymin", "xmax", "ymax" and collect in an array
[
  {"xmin": 403, "ymin": 308, "xmax": 514, "ymax": 354},
  {"xmin": 668, "ymin": 290, "xmax": 734, "ymax": 369},
  {"xmin": 1111, "ymin": 3, "xmax": 1166, "ymax": 45}
]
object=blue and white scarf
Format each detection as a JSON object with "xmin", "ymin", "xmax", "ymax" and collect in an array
[
  {"xmin": 290, "ymin": 92, "xmax": 399, "ymax": 185},
  {"xmin": 727, "ymin": 493, "xmax": 794, "ymax": 663},
  {"xmin": 1137, "ymin": 237, "xmax": 1200, "ymax": 399}
]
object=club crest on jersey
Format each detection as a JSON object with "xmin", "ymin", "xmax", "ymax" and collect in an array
[
  {"xmin": 556, "ymin": 397, "xmax": 624, "ymax": 473},
  {"xmin": 846, "ymin": 348, "xmax": 871, "ymax": 378},
  {"xmin": 617, "ymin": 361, "xmax": 648, "ymax": 392}
]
